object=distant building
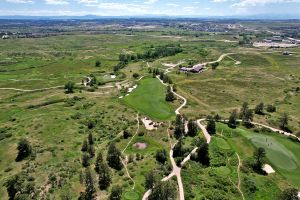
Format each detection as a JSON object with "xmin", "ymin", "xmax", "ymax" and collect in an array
[{"xmin": 180, "ymin": 63, "xmax": 205, "ymax": 73}]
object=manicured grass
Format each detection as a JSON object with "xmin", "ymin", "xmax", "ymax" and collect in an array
[
  {"xmin": 215, "ymin": 137, "xmax": 231, "ymax": 150},
  {"xmin": 217, "ymin": 123, "xmax": 300, "ymax": 188},
  {"xmin": 124, "ymin": 191, "xmax": 139, "ymax": 200},
  {"xmin": 122, "ymin": 77, "xmax": 175, "ymax": 120}
]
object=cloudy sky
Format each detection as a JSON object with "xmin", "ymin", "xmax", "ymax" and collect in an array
[{"xmin": 1, "ymin": 0, "xmax": 300, "ymax": 16}]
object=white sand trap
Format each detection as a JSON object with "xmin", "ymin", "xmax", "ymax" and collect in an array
[
  {"xmin": 298, "ymin": 192, "xmax": 300, "ymax": 198},
  {"xmin": 263, "ymin": 164, "xmax": 275, "ymax": 174},
  {"xmin": 119, "ymin": 96, "xmax": 123, "ymax": 99},
  {"xmin": 133, "ymin": 142, "xmax": 147, "ymax": 149},
  {"xmin": 235, "ymin": 61, "xmax": 241, "ymax": 65},
  {"xmin": 142, "ymin": 117, "xmax": 161, "ymax": 130},
  {"xmin": 128, "ymin": 85, "xmax": 137, "ymax": 93},
  {"xmin": 111, "ymin": 75, "xmax": 116, "ymax": 79}
]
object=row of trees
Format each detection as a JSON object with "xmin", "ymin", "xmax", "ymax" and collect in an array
[{"xmin": 80, "ymin": 140, "xmax": 123, "ymax": 200}]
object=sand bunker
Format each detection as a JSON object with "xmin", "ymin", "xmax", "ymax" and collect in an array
[
  {"xmin": 133, "ymin": 142, "xmax": 147, "ymax": 149},
  {"xmin": 263, "ymin": 164, "xmax": 275, "ymax": 174},
  {"xmin": 142, "ymin": 117, "xmax": 162, "ymax": 130},
  {"xmin": 128, "ymin": 85, "xmax": 137, "ymax": 93}
]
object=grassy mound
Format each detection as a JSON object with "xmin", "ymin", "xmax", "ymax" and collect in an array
[
  {"xmin": 124, "ymin": 191, "xmax": 139, "ymax": 200},
  {"xmin": 122, "ymin": 77, "xmax": 175, "ymax": 120},
  {"xmin": 215, "ymin": 137, "xmax": 231, "ymax": 150}
]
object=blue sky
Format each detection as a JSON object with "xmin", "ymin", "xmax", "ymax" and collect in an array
[{"xmin": 1, "ymin": 0, "xmax": 300, "ymax": 16}]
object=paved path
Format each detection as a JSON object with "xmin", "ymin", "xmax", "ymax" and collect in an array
[{"xmin": 235, "ymin": 153, "xmax": 245, "ymax": 200}]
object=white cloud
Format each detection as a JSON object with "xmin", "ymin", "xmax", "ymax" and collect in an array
[
  {"xmin": 6, "ymin": 0, "xmax": 34, "ymax": 3},
  {"xmin": 167, "ymin": 3, "xmax": 179, "ymax": 7},
  {"xmin": 232, "ymin": 0, "xmax": 300, "ymax": 7},
  {"xmin": 144, "ymin": 0, "xmax": 158, "ymax": 4},
  {"xmin": 45, "ymin": 0, "xmax": 69, "ymax": 5},
  {"xmin": 77, "ymin": 0, "xmax": 97, "ymax": 4}
]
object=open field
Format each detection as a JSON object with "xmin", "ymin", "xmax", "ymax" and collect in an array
[{"xmin": 0, "ymin": 19, "xmax": 300, "ymax": 200}]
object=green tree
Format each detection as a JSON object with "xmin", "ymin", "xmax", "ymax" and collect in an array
[
  {"xmin": 196, "ymin": 139, "xmax": 209, "ymax": 166},
  {"xmin": 88, "ymin": 133, "xmax": 94, "ymax": 145},
  {"xmin": 255, "ymin": 102, "xmax": 264, "ymax": 115},
  {"xmin": 133, "ymin": 73, "xmax": 140, "ymax": 79},
  {"xmin": 148, "ymin": 181, "xmax": 176, "ymax": 200},
  {"xmin": 253, "ymin": 147, "xmax": 266, "ymax": 171},
  {"xmin": 242, "ymin": 109, "xmax": 253, "ymax": 128},
  {"xmin": 279, "ymin": 113, "xmax": 289, "ymax": 131},
  {"xmin": 95, "ymin": 60, "xmax": 101, "ymax": 67},
  {"xmin": 82, "ymin": 153, "xmax": 90, "ymax": 167},
  {"xmin": 95, "ymin": 152, "xmax": 103, "ymax": 173},
  {"xmin": 109, "ymin": 185, "xmax": 122, "ymax": 200},
  {"xmin": 155, "ymin": 149, "xmax": 167, "ymax": 164},
  {"xmin": 266, "ymin": 104, "xmax": 276, "ymax": 113},
  {"xmin": 98, "ymin": 162, "xmax": 111, "ymax": 190},
  {"xmin": 107, "ymin": 143, "xmax": 123, "ymax": 170},
  {"xmin": 165, "ymin": 86, "xmax": 175, "ymax": 102},
  {"xmin": 81, "ymin": 140, "xmax": 88, "ymax": 152},
  {"xmin": 228, "ymin": 109, "xmax": 238, "ymax": 128},
  {"xmin": 239, "ymin": 102, "xmax": 249, "ymax": 119},
  {"xmin": 88, "ymin": 145, "xmax": 95, "ymax": 158},
  {"xmin": 278, "ymin": 188, "xmax": 299, "ymax": 200},
  {"xmin": 16, "ymin": 139, "xmax": 32, "ymax": 161},
  {"xmin": 173, "ymin": 138, "xmax": 184, "ymax": 158},
  {"xmin": 206, "ymin": 116, "xmax": 216, "ymax": 135},
  {"xmin": 211, "ymin": 62, "xmax": 219, "ymax": 70},
  {"xmin": 64, "ymin": 81, "xmax": 75, "ymax": 94},
  {"xmin": 187, "ymin": 120, "xmax": 198, "ymax": 137},
  {"xmin": 80, "ymin": 168, "xmax": 95, "ymax": 200},
  {"xmin": 145, "ymin": 170, "xmax": 157, "ymax": 190}
]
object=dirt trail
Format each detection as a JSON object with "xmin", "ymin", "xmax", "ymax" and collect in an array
[
  {"xmin": 235, "ymin": 153, "xmax": 245, "ymax": 200},
  {"xmin": 120, "ymin": 114, "xmax": 140, "ymax": 190}
]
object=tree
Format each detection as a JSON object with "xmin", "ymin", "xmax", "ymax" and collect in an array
[
  {"xmin": 242, "ymin": 109, "xmax": 253, "ymax": 128},
  {"xmin": 228, "ymin": 109, "xmax": 238, "ymax": 128},
  {"xmin": 4, "ymin": 172, "xmax": 35, "ymax": 200},
  {"xmin": 279, "ymin": 113, "xmax": 289, "ymax": 131},
  {"xmin": 196, "ymin": 139, "xmax": 209, "ymax": 166},
  {"xmin": 98, "ymin": 162, "xmax": 111, "ymax": 190},
  {"xmin": 88, "ymin": 133, "xmax": 94, "ymax": 145},
  {"xmin": 109, "ymin": 185, "xmax": 122, "ymax": 200},
  {"xmin": 278, "ymin": 188, "xmax": 299, "ymax": 200},
  {"xmin": 95, "ymin": 60, "xmax": 101, "ymax": 67},
  {"xmin": 255, "ymin": 102, "xmax": 264, "ymax": 115},
  {"xmin": 133, "ymin": 73, "xmax": 140, "ymax": 79},
  {"xmin": 174, "ymin": 115, "xmax": 185, "ymax": 139},
  {"xmin": 266, "ymin": 104, "xmax": 276, "ymax": 113},
  {"xmin": 16, "ymin": 139, "xmax": 32, "ymax": 161},
  {"xmin": 81, "ymin": 140, "xmax": 88, "ymax": 152},
  {"xmin": 64, "ymin": 81, "xmax": 75, "ymax": 94},
  {"xmin": 148, "ymin": 181, "xmax": 176, "ymax": 200},
  {"xmin": 145, "ymin": 170, "xmax": 156, "ymax": 190},
  {"xmin": 88, "ymin": 145, "xmax": 95, "ymax": 158},
  {"xmin": 107, "ymin": 143, "xmax": 123, "ymax": 170},
  {"xmin": 95, "ymin": 152, "xmax": 103, "ymax": 173},
  {"xmin": 155, "ymin": 149, "xmax": 167, "ymax": 164},
  {"xmin": 211, "ymin": 62, "xmax": 219, "ymax": 70},
  {"xmin": 187, "ymin": 120, "xmax": 198, "ymax": 137},
  {"xmin": 173, "ymin": 138, "xmax": 184, "ymax": 158},
  {"xmin": 165, "ymin": 86, "xmax": 175, "ymax": 102},
  {"xmin": 82, "ymin": 153, "xmax": 90, "ymax": 167},
  {"xmin": 253, "ymin": 147, "xmax": 265, "ymax": 171},
  {"xmin": 80, "ymin": 168, "xmax": 96, "ymax": 200},
  {"xmin": 239, "ymin": 102, "xmax": 249, "ymax": 119},
  {"xmin": 206, "ymin": 116, "xmax": 216, "ymax": 135}
]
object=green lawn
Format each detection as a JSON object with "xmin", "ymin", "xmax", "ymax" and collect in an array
[
  {"xmin": 217, "ymin": 123, "xmax": 300, "ymax": 188},
  {"xmin": 122, "ymin": 77, "xmax": 175, "ymax": 120}
]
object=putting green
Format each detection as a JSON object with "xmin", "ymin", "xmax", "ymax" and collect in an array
[
  {"xmin": 215, "ymin": 137, "xmax": 231, "ymax": 150},
  {"xmin": 122, "ymin": 77, "xmax": 175, "ymax": 120},
  {"xmin": 250, "ymin": 137, "xmax": 297, "ymax": 170},
  {"xmin": 124, "ymin": 191, "xmax": 139, "ymax": 200}
]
